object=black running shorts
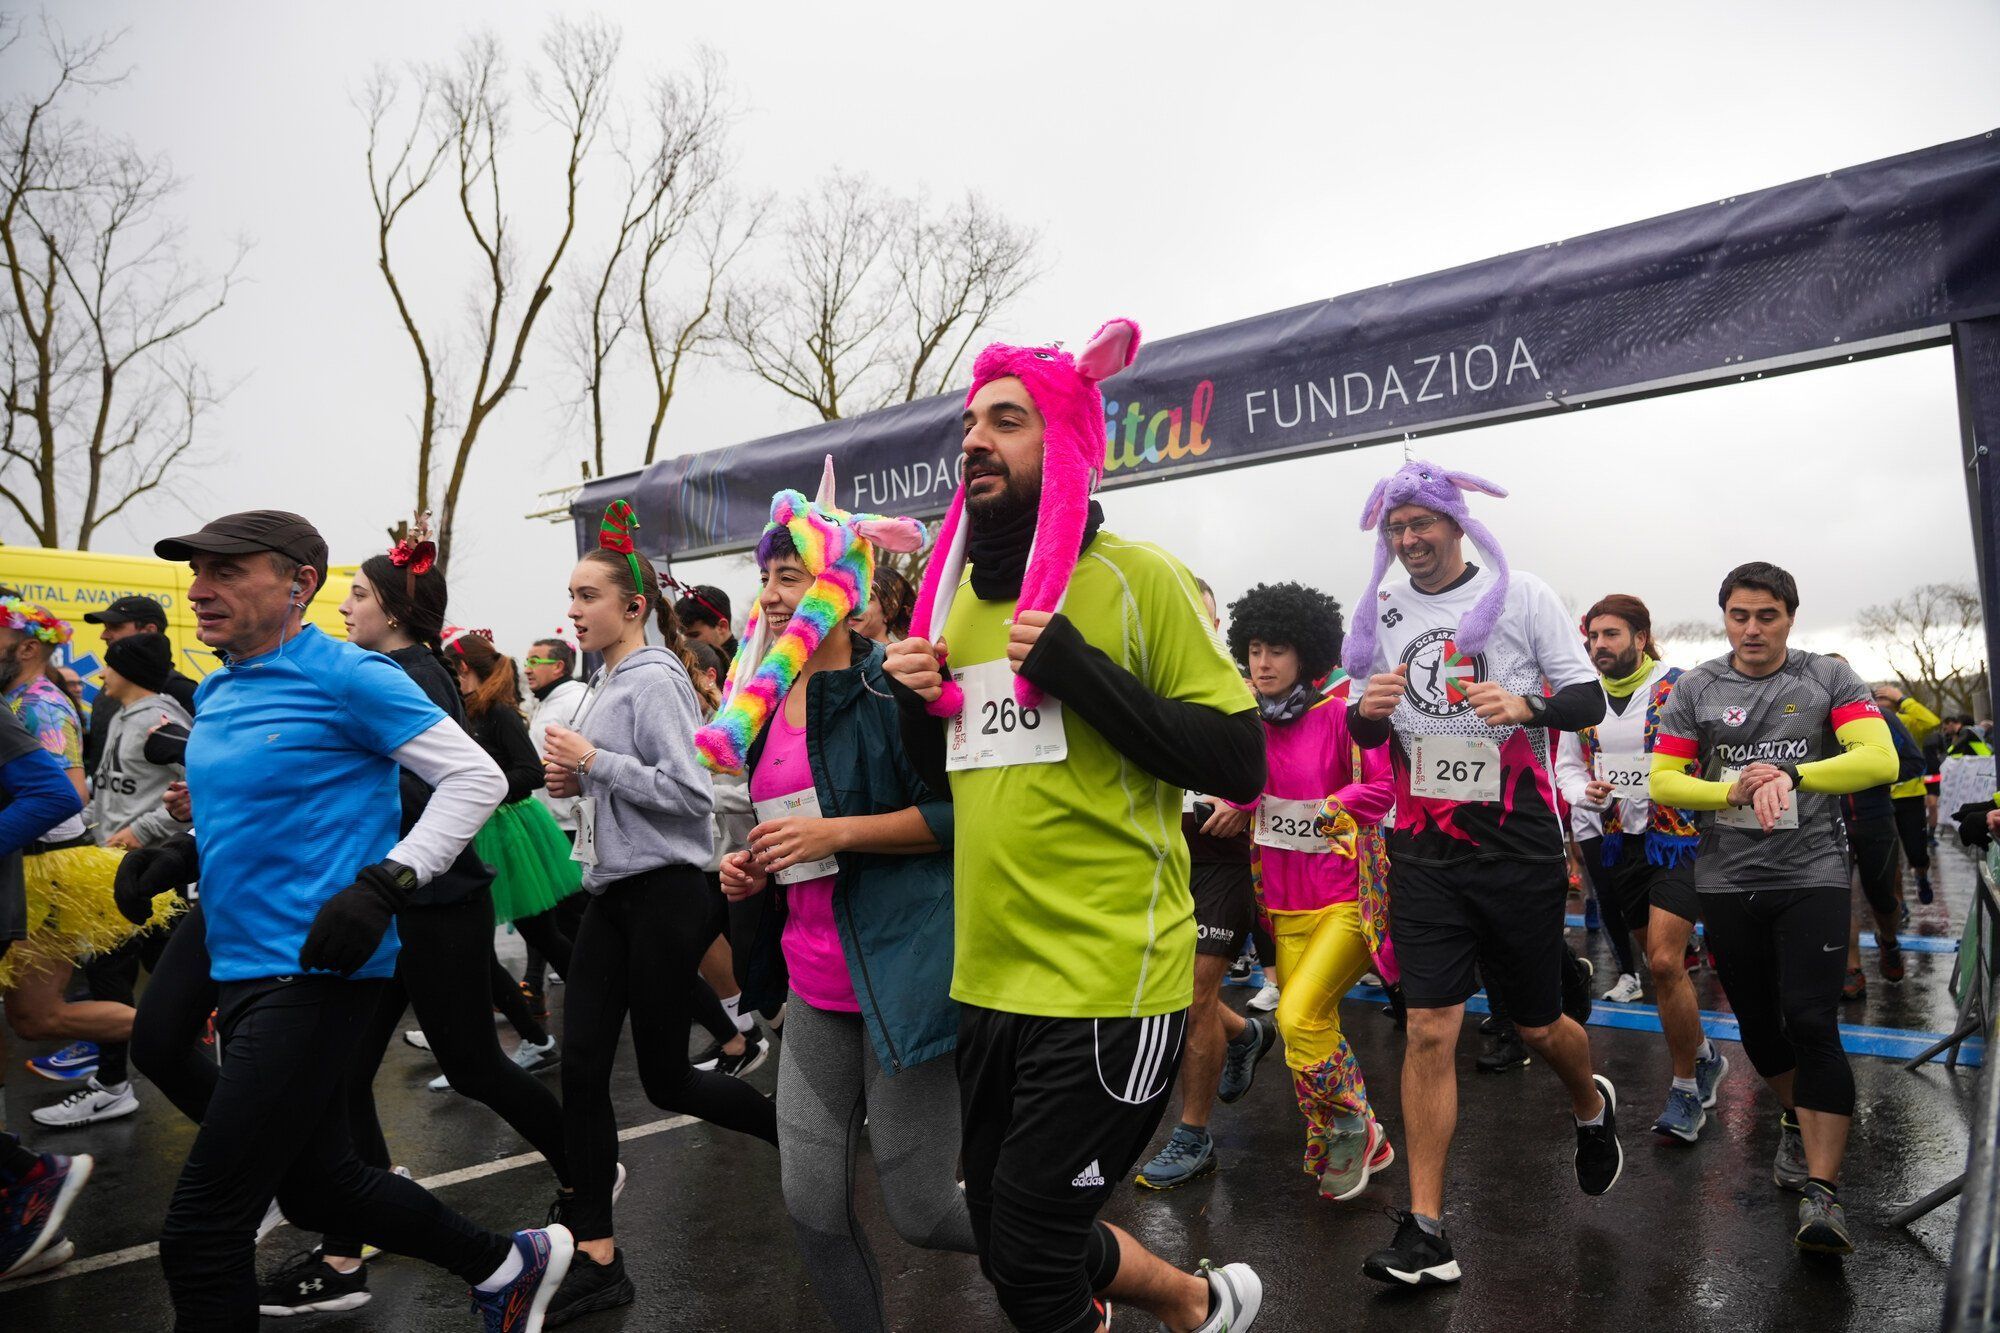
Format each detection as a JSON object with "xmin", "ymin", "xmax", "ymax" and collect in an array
[
  {"xmin": 1579, "ymin": 836, "xmax": 1699, "ymax": 933},
  {"xmin": 1190, "ymin": 861, "xmax": 1255, "ymax": 959},
  {"xmin": 1390, "ymin": 856, "xmax": 1570, "ymax": 1027}
]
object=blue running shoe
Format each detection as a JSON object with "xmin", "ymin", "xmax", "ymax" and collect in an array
[
  {"xmin": 1651, "ymin": 1086, "xmax": 1706, "ymax": 1143},
  {"xmin": 26, "ymin": 1043, "xmax": 98, "ymax": 1083},
  {"xmin": 1134, "ymin": 1126, "xmax": 1216, "ymax": 1191},
  {"xmin": 0, "ymin": 1151, "xmax": 93, "ymax": 1279},
  {"xmin": 1218, "ymin": 1016, "xmax": 1277, "ymax": 1105},
  {"xmin": 1694, "ymin": 1047, "xmax": 1730, "ymax": 1110},
  {"xmin": 470, "ymin": 1226, "xmax": 573, "ymax": 1333}
]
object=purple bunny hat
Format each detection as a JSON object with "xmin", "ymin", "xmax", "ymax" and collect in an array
[{"xmin": 1341, "ymin": 458, "xmax": 1512, "ymax": 681}]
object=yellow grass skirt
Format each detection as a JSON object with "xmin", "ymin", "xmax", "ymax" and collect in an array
[{"xmin": 0, "ymin": 843, "xmax": 182, "ymax": 992}]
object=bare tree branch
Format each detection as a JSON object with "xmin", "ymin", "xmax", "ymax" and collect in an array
[
  {"xmin": 0, "ymin": 22, "xmax": 235, "ymax": 548},
  {"xmin": 720, "ymin": 172, "xmax": 1043, "ymax": 424},
  {"xmin": 1857, "ymin": 582, "xmax": 1989, "ymax": 718}
]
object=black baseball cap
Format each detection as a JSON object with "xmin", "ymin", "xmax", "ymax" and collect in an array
[
  {"xmin": 156, "ymin": 510, "xmax": 330, "ymax": 587},
  {"xmin": 83, "ymin": 595, "xmax": 169, "ymax": 629}
]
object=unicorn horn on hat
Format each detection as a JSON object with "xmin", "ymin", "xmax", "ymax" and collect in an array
[{"xmin": 694, "ymin": 455, "xmax": 926, "ymax": 774}]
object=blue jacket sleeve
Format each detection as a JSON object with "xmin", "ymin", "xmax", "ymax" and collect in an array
[{"xmin": 0, "ymin": 746, "xmax": 86, "ymax": 856}]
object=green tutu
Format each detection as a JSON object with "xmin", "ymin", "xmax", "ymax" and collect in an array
[{"xmin": 473, "ymin": 799, "xmax": 584, "ymax": 924}]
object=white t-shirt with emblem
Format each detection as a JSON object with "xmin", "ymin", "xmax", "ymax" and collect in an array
[{"xmin": 1365, "ymin": 564, "xmax": 1596, "ymax": 864}]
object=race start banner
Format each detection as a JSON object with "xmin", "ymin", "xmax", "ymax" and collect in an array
[{"xmin": 575, "ymin": 131, "xmax": 2000, "ymax": 561}]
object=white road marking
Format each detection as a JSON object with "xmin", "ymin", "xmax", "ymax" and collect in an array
[{"xmin": 0, "ymin": 1113, "xmax": 697, "ymax": 1293}]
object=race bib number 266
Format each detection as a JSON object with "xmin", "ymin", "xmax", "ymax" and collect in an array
[{"xmin": 946, "ymin": 658, "xmax": 1068, "ymax": 772}]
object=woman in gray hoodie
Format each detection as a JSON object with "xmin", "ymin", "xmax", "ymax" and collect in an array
[{"xmin": 538, "ymin": 537, "xmax": 779, "ymax": 1322}]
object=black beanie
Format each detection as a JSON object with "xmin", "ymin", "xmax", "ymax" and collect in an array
[{"xmin": 106, "ymin": 633, "xmax": 174, "ymax": 694}]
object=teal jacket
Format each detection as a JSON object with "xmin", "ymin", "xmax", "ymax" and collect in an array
[{"xmin": 740, "ymin": 635, "xmax": 956, "ymax": 1073}]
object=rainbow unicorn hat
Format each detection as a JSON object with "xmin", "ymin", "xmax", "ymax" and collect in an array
[{"xmin": 694, "ymin": 457, "xmax": 925, "ymax": 774}]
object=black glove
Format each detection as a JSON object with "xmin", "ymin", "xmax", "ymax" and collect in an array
[
  {"xmin": 113, "ymin": 832, "xmax": 201, "ymax": 925},
  {"xmin": 1952, "ymin": 800, "xmax": 1995, "ymax": 850},
  {"xmin": 298, "ymin": 860, "xmax": 416, "ymax": 976},
  {"xmin": 144, "ymin": 721, "xmax": 190, "ymax": 767}
]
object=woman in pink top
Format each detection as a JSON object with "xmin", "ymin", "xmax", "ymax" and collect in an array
[
  {"xmin": 1228, "ymin": 581, "xmax": 1396, "ymax": 1203},
  {"xmin": 714, "ymin": 513, "xmax": 973, "ymax": 1333}
]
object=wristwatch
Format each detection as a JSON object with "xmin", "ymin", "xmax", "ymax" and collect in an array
[
  {"xmin": 1523, "ymin": 693, "xmax": 1550, "ymax": 726},
  {"xmin": 381, "ymin": 860, "xmax": 419, "ymax": 895}
]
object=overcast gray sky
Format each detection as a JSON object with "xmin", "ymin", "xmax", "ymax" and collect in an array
[{"xmin": 17, "ymin": 1, "xmax": 2000, "ymax": 677}]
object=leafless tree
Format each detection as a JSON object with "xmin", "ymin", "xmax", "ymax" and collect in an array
[
  {"xmin": 721, "ymin": 171, "xmax": 899, "ymax": 422},
  {"xmin": 363, "ymin": 17, "xmax": 617, "ymax": 568},
  {"xmin": 634, "ymin": 189, "xmax": 763, "ymax": 468},
  {"xmin": 1858, "ymin": 582, "xmax": 1989, "ymax": 717},
  {"xmin": 557, "ymin": 49, "xmax": 760, "ymax": 478},
  {"xmin": 721, "ymin": 174, "xmax": 1041, "ymax": 423},
  {"xmin": 0, "ymin": 18, "xmax": 244, "ymax": 549},
  {"xmin": 890, "ymin": 192, "xmax": 1041, "ymax": 404}
]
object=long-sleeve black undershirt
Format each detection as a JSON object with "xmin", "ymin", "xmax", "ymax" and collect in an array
[
  {"xmin": 893, "ymin": 613, "xmax": 1265, "ymax": 805},
  {"xmin": 1346, "ymin": 676, "xmax": 1605, "ymax": 748}
]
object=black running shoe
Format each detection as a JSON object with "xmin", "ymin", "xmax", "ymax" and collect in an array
[
  {"xmin": 689, "ymin": 1038, "xmax": 727, "ymax": 1072},
  {"xmin": 1476, "ymin": 1025, "xmax": 1529, "ymax": 1073},
  {"xmin": 1574, "ymin": 1074, "xmax": 1623, "ymax": 1196},
  {"xmin": 1361, "ymin": 1211, "xmax": 1460, "ymax": 1287},
  {"xmin": 257, "ymin": 1250, "xmax": 370, "ymax": 1316},
  {"xmin": 1217, "ymin": 1015, "xmax": 1276, "ymax": 1105},
  {"xmin": 545, "ymin": 1246, "xmax": 634, "ymax": 1327},
  {"xmin": 1561, "ymin": 951, "xmax": 1595, "ymax": 1026},
  {"xmin": 712, "ymin": 1032, "xmax": 768, "ymax": 1078}
]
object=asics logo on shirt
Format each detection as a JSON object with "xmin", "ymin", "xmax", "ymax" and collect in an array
[{"xmin": 1398, "ymin": 627, "xmax": 1485, "ymax": 720}]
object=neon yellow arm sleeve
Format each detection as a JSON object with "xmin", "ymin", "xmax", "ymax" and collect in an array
[
  {"xmin": 1798, "ymin": 716, "xmax": 1898, "ymax": 796},
  {"xmin": 1648, "ymin": 749, "xmax": 1733, "ymax": 811},
  {"xmin": 1896, "ymin": 698, "xmax": 1940, "ymax": 744}
]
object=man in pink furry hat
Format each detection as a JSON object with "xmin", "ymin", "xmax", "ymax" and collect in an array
[
  {"xmin": 1343, "ymin": 458, "xmax": 1619, "ymax": 1289},
  {"xmin": 886, "ymin": 320, "xmax": 1267, "ymax": 1333}
]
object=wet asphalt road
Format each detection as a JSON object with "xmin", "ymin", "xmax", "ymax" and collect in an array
[{"xmin": 1, "ymin": 848, "xmax": 1982, "ymax": 1333}]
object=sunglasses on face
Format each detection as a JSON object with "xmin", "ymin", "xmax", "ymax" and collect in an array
[{"xmin": 525, "ymin": 657, "xmax": 563, "ymax": 667}]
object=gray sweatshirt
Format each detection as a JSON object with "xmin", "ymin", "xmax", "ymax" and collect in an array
[
  {"xmin": 574, "ymin": 645, "xmax": 714, "ymax": 890},
  {"xmin": 86, "ymin": 691, "xmax": 195, "ymax": 847}
]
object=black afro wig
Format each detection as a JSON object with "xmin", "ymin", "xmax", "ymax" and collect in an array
[{"xmin": 1226, "ymin": 581, "xmax": 1345, "ymax": 685}]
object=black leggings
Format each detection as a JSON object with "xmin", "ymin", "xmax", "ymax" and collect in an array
[
  {"xmin": 559, "ymin": 866, "xmax": 778, "ymax": 1241},
  {"xmin": 83, "ymin": 918, "xmax": 176, "ymax": 1085},
  {"xmin": 1892, "ymin": 795, "xmax": 1930, "ymax": 874},
  {"xmin": 159, "ymin": 977, "xmax": 510, "ymax": 1332},
  {"xmin": 131, "ymin": 902, "xmax": 220, "ymax": 1123},
  {"xmin": 1578, "ymin": 837, "xmax": 1639, "ymax": 976},
  {"xmin": 1701, "ymin": 885, "xmax": 1855, "ymax": 1117},
  {"xmin": 328, "ymin": 892, "xmax": 570, "ymax": 1259},
  {"xmin": 522, "ymin": 895, "xmax": 587, "ymax": 992},
  {"xmin": 1848, "ymin": 815, "xmax": 1904, "ymax": 927}
]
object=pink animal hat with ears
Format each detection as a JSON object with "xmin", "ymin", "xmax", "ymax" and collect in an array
[
  {"xmin": 907, "ymin": 317, "xmax": 1141, "ymax": 717},
  {"xmin": 1341, "ymin": 458, "xmax": 1512, "ymax": 681}
]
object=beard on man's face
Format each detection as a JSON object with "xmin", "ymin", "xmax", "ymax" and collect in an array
[
  {"xmin": 965, "ymin": 457, "xmax": 1038, "ymax": 525},
  {"xmin": 1594, "ymin": 646, "xmax": 1641, "ymax": 679}
]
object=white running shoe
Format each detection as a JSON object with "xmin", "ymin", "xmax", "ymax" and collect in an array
[
  {"xmin": 30, "ymin": 1078, "xmax": 139, "ymax": 1128},
  {"xmin": 1601, "ymin": 972, "xmax": 1644, "ymax": 1004},
  {"xmin": 1249, "ymin": 983, "xmax": 1281, "ymax": 1012},
  {"xmin": 429, "ymin": 1071, "xmax": 454, "ymax": 1093},
  {"xmin": 510, "ymin": 1035, "xmax": 560, "ymax": 1073},
  {"xmin": 1191, "ymin": 1260, "xmax": 1263, "ymax": 1332},
  {"xmin": 403, "ymin": 1030, "xmax": 431, "ymax": 1052}
]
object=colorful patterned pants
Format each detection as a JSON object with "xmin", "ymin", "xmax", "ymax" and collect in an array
[{"xmin": 1269, "ymin": 900, "xmax": 1375, "ymax": 1179}]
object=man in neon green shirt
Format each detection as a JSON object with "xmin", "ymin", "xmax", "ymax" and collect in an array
[{"xmin": 888, "ymin": 322, "xmax": 1267, "ymax": 1333}]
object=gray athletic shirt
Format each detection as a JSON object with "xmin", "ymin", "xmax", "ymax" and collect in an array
[{"xmin": 1654, "ymin": 650, "xmax": 1878, "ymax": 892}]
